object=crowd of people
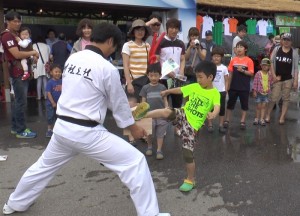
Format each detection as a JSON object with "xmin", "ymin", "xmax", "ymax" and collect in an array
[{"xmin": 1, "ymin": 9, "xmax": 299, "ymax": 216}]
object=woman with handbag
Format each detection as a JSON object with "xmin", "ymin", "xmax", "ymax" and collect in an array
[
  {"xmin": 32, "ymin": 36, "xmax": 51, "ymax": 100},
  {"xmin": 122, "ymin": 19, "xmax": 151, "ymax": 102}
]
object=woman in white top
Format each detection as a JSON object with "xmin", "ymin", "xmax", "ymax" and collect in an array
[
  {"xmin": 71, "ymin": 18, "xmax": 94, "ymax": 54},
  {"xmin": 32, "ymin": 36, "xmax": 51, "ymax": 100},
  {"xmin": 122, "ymin": 19, "xmax": 151, "ymax": 102}
]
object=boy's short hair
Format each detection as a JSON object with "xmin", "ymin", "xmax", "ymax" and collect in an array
[
  {"xmin": 147, "ymin": 62, "xmax": 161, "ymax": 75},
  {"xmin": 237, "ymin": 25, "xmax": 247, "ymax": 32},
  {"xmin": 19, "ymin": 26, "xmax": 31, "ymax": 35},
  {"xmin": 194, "ymin": 61, "xmax": 217, "ymax": 80},
  {"xmin": 211, "ymin": 46, "xmax": 224, "ymax": 57},
  {"xmin": 166, "ymin": 18, "xmax": 181, "ymax": 30},
  {"xmin": 5, "ymin": 11, "xmax": 21, "ymax": 21},
  {"xmin": 50, "ymin": 63, "xmax": 62, "ymax": 72},
  {"xmin": 236, "ymin": 40, "xmax": 248, "ymax": 50}
]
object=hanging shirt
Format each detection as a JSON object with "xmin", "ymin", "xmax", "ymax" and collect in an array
[
  {"xmin": 228, "ymin": 18, "xmax": 238, "ymax": 33},
  {"xmin": 245, "ymin": 19, "xmax": 257, "ymax": 35},
  {"xmin": 196, "ymin": 15, "xmax": 203, "ymax": 31},
  {"xmin": 213, "ymin": 21, "xmax": 223, "ymax": 45},
  {"xmin": 202, "ymin": 15, "xmax": 214, "ymax": 39},
  {"xmin": 257, "ymin": 19, "xmax": 268, "ymax": 36},
  {"xmin": 267, "ymin": 20, "xmax": 274, "ymax": 35},
  {"xmin": 223, "ymin": 18, "xmax": 232, "ymax": 36}
]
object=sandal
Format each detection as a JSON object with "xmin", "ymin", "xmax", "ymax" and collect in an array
[
  {"xmin": 179, "ymin": 179, "xmax": 196, "ymax": 192},
  {"xmin": 259, "ymin": 119, "xmax": 266, "ymax": 126},
  {"xmin": 156, "ymin": 151, "xmax": 164, "ymax": 160},
  {"xmin": 253, "ymin": 118, "xmax": 259, "ymax": 125},
  {"xmin": 145, "ymin": 147, "xmax": 153, "ymax": 156},
  {"xmin": 207, "ymin": 125, "xmax": 214, "ymax": 133},
  {"xmin": 240, "ymin": 122, "xmax": 246, "ymax": 130},
  {"xmin": 223, "ymin": 121, "xmax": 229, "ymax": 128}
]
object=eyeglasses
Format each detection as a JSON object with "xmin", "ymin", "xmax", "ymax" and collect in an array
[
  {"xmin": 282, "ymin": 38, "xmax": 291, "ymax": 41},
  {"xmin": 152, "ymin": 23, "xmax": 161, "ymax": 27}
]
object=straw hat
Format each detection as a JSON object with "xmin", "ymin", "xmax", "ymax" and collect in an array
[{"xmin": 128, "ymin": 19, "xmax": 152, "ymax": 38}]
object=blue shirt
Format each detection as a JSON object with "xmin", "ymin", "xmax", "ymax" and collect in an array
[{"xmin": 46, "ymin": 78, "xmax": 62, "ymax": 105}]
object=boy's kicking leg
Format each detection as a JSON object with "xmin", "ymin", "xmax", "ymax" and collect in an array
[{"xmin": 145, "ymin": 108, "xmax": 173, "ymax": 119}]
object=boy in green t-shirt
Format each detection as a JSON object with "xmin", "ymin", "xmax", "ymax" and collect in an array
[{"xmin": 134, "ymin": 61, "xmax": 220, "ymax": 192}]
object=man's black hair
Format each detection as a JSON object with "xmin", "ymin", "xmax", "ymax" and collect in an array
[
  {"xmin": 91, "ymin": 23, "xmax": 122, "ymax": 48},
  {"xmin": 5, "ymin": 11, "xmax": 21, "ymax": 21},
  {"xmin": 149, "ymin": 13, "xmax": 162, "ymax": 23},
  {"xmin": 237, "ymin": 25, "xmax": 246, "ymax": 32},
  {"xmin": 211, "ymin": 46, "xmax": 225, "ymax": 57},
  {"xmin": 166, "ymin": 18, "xmax": 181, "ymax": 30},
  {"xmin": 194, "ymin": 61, "xmax": 217, "ymax": 80},
  {"xmin": 147, "ymin": 62, "xmax": 161, "ymax": 75}
]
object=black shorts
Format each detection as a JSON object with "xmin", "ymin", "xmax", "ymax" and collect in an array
[{"xmin": 227, "ymin": 90, "xmax": 250, "ymax": 111}]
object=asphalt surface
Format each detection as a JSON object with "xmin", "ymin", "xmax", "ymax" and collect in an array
[{"xmin": 1, "ymin": 98, "xmax": 300, "ymax": 216}]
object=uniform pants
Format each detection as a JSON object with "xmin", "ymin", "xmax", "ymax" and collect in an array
[{"xmin": 7, "ymin": 131, "xmax": 159, "ymax": 216}]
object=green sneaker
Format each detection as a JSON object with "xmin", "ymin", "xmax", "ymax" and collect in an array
[
  {"xmin": 132, "ymin": 102, "xmax": 150, "ymax": 121},
  {"xmin": 179, "ymin": 179, "xmax": 195, "ymax": 192}
]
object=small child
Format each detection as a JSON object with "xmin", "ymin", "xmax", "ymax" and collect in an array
[
  {"xmin": 252, "ymin": 58, "xmax": 273, "ymax": 126},
  {"xmin": 16, "ymin": 27, "xmax": 34, "ymax": 81},
  {"xmin": 134, "ymin": 61, "xmax": 220, "ymax": 192},
  {"xmin": 224, "ymin": 41, "xmax": 254, "ymax": 130},
  {"xmin": 45, "ymin": 64, "xmax": 62, "ymax": 138},
  {"xmin": 207, "ymin": 47, "xmax": 229, "ymax": 133},
  {"xmin": 139, "ymin": 62, "xmax": 169, "ymax": 160}
]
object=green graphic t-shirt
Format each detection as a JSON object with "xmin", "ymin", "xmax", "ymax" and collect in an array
[{"xmin": 181, "ymin": 83, "xmax": 220, "ymax": 131}]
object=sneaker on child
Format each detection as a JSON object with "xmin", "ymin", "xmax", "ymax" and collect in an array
[{"xmin": 16, "ymin": 128, "xmax": 37, "ymax": 138}]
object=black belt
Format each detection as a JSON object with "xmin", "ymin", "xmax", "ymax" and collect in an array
[{"xmin": 57, "ymin": 115, "xmax": 99, "ymax": 127}]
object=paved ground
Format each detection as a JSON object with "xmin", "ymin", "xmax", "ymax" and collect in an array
[{"xmin": 1, "ymin": 98, "xmax": 300, "ymax": 216}]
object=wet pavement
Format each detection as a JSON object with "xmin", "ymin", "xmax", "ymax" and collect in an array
[{"xmin": 1, "ymin": 97, "xmax": 300, "ymax": 216}]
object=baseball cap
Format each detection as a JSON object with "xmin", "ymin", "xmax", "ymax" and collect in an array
[
  {"xmin": 261, "ymin": 58, "xmax": 271, "ymax": 65},
  {"xmin": 205, "ymin": 30, "xmax": 213, "ymax": 36},
  {"xmin": 282, "ymin": 32, "xmax": 292, "ymax": 40}
]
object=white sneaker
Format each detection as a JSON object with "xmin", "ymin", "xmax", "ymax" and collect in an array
[
  {"xmin": 157, "ymin": 214, "xmax": 171, "ymax": 216},
  {"xmin": 3, "ymin": 203, "xmax": 15, "ymax": 215}
]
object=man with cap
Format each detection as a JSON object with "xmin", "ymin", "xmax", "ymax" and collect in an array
[
  {"xmin": 201, "ymin": 30, "xmax": 216, "ymax": 62},
  {"xmin": 3, "ymin": 22, "xmax": 170, "ymax": 216},
  {"xmin": 232, "ymin": 25, "xmax": 247, "ymax": 57},
  {"xmin": 265, "ymin": 32, "xmax": 299, "ymax": 125}
]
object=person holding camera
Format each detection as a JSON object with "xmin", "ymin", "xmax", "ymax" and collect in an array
[{"xmin": 185, "ymin": 27, "xmax": 206, "ymax": 83}]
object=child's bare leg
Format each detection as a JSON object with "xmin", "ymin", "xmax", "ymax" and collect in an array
[
  {"xmin": 260, "ymin": 102, "xmax": 267, "ymax": 120},
  {"xmin": 186, "ymin": 161, "xmax": 195, "ymax": 182},
  {"xmin": 256, "ymin": 103, "xmax": 261, "ymax": 119},
  {"xmin": 225, "ymin": 109, "xmax": 232, "ymax": 122},
  {"xmin": 145, "ymin": 108, "xmax": 172, "ymax": 119},
  {"xmin": 207, "ymin": 119, "xmax": 213, "ymax": 127},
  {"xmin": 241, "ymin": 110, "xmax": 247, "ymax": 123},
  {"xmin": 219, "ymin": 116, "xmax": 224, "ymax": 126},
  {"xmin": 156, "ymin": 137, "xmax": 164, "ymax": 152}
]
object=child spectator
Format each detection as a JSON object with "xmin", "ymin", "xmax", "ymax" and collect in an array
[
  {"xmin": 252, "ymin": 58, "xmax": 273, "ymax": 126},
  {"xmin": 16, "ymin": 27, "xmax": 33, "ymax": 80},
  {"xmin": 207, "ymin": 47, "xmax": 229, "ymax": 133},
  {"xmin": 139, "ymin": 62, "xmax": 169, "ymax": 160},
  {"xmin": 133, "ymin": 61, "xmax": 220, "ymax": 192},
  {"xmin": 224, "ymin": 41, "xmax": 254, "ymax": 130},
  {"xmin": 45, "ymin": 64, "xmax": 62, "ymax": 138}
]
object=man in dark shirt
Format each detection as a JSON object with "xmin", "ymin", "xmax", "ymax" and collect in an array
[
  {"xmin": 51, "ymin": 33, "xmax": 70, "ymax": 69},
  {"xmin": 1, "ymin": 11, "xmax": 39, "ymax": 138}
]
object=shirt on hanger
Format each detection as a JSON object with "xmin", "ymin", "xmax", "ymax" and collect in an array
[
  {"xmin": 223, "ymin": 17, "xmax": 232, "ymax": 36},
  {"xmin": 228, "ymin": 18, "xmax": 238, "ymax": 33},
  {"xmin": 202, "ymin": 15, "xmax": 214, "ymax": 39},
  {"xmin": 245, "ymin": 19, "xmax": 257, "ymax": 35},
  {"xmin": 257, "ymin": 19, "xmax": 268, "ymax": 36},
  {"xmin": 267, "ymin": 20, "xmax": 274, "ymax": 34},
  {"xmin": 213, "ymin": 21, "xmax": 223, "ymax": 45},
  {"xmin": 196, "ymin": 15, "xmax": 203, "ymax": 31}
]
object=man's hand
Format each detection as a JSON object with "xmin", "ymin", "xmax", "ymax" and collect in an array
[
  {"xmin": 128, "ymin": 124, "xmax": 147, "ymax": 140},
  {"xmin": 167, "ymin": 71, "xmax": 176, "ymax": 79},
  {"xmin": 127, "ymin": 83, "xmax": 135, "ymax": 94}
]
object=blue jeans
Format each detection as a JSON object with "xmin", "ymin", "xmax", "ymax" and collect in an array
[{"xmin": 11, "ymin": 77, "xmax": 28, "ymax": 133}]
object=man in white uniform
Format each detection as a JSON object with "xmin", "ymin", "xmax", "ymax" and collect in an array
[{"xmin": 3, "ymin": 23, "xmax": 170, "ymax": 216}]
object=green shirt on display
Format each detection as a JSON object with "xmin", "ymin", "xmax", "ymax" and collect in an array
[
  {"xmin": 213, "ymin": 21, "xmax": 223, "ymax": 45},
  {"xmin": 246, "ymin": 19, "xmax": 257, "ymax": 35},
  {"xmin": 181, "ymin": 83, "xmax": 220, "ymax": 131}
]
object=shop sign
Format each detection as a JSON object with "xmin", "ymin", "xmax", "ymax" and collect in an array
[{"xmin": 275, "ymin": 14, "xmax": 300, "ymax": 27}]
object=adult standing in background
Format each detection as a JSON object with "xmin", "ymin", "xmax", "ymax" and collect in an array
[
  {"xmin": 146, "ymin": 13, "xmax": 162, "ymax": 46},
  {"xmin": 1, "ymin": 11, "xmax": 39, "ymax": 138},
  {"xmin": 201, "ymin": 30, "xmax": 216, "ymax": 62},
  {"xmin": 122, "ymin": 19, "xmax": 151, "ymax": 102},
  {"xmin": 265, "ymin": 33, "xmax": 299, "ymax": 124},
  {"xmin": 51, "ymin": 33, "xmax": 70, "ymax": 69},
  {"xmin": 45, "ymin": 29, "xmax": 58, "ymax": 52},
  {"xmin": 232, "ymin": 25, "xmax": 247, "ymax": 57},
  {"xmin": 32, "ymin": 36, "xmax": 51, "ymax": 100},
  {"xmin": 71, "ymin": 18, "xmax": 94, "ymax": 54}
]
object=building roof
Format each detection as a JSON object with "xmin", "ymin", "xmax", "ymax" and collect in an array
[{"xmin": 197, "ymin": 0, "xmax": 300, "ymax": 13}]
